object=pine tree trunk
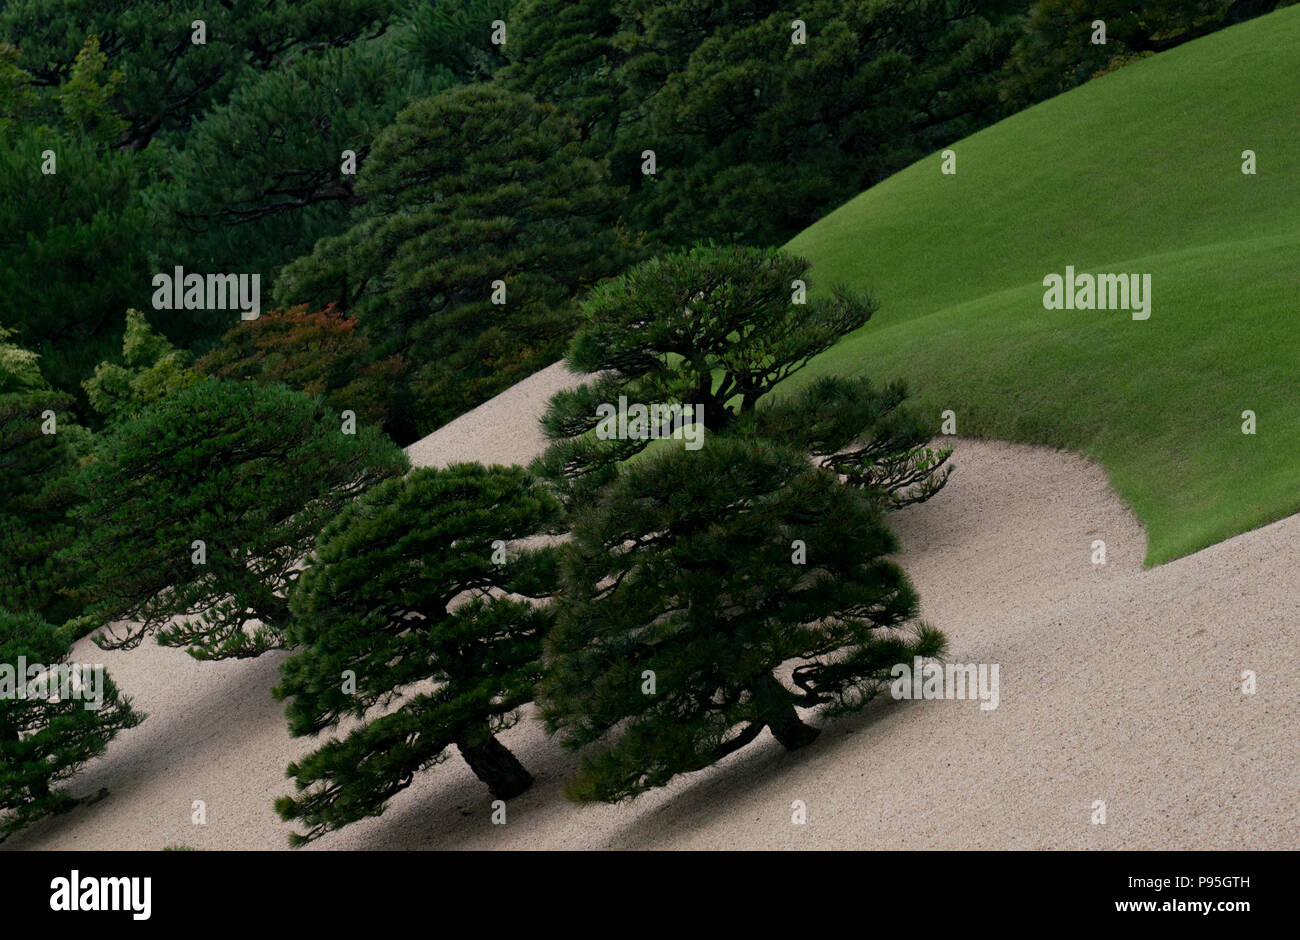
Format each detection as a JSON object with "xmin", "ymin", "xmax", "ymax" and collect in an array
[
  {"xmin": 756, "ymin": 673, "xmax": 820, "ymax": 751},
  {"xmin": 456, "ymin": 733, "xmax": 533, "ymax": 799}
]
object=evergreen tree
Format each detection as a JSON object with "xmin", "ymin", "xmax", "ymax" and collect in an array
[
  {"xmin": 748, "ymin": 374, "xmax": 953, "ymax": 510},
  {"xmin": 0, "ymin": 608, "xmax": 143, "ymax": 838},
  {"xmin": 540, "ymin": 437, "xmax": 945, "ymax": 803},
  {"xmin": 502, "ymin": 0, "xmax": 626, "ymax": 142},
  {"xmin": 274, "ymin": 463, "xmax": 561, "ymax": 845},
  {"xmin": 153, "ymin": 42, "xmax": 441, "ymax": 283},
  {"xmin": 0, "ymin": 0, "xmax": 406, "ymax": 152},
  {"xmin": 505, "ymin": 0, "xmax": 1026, "ymax": 247},
  {"xmin": 0, "ymin": 330, "xmax": 93, "ymax": 623},
  {"xmin": 1001, "ymin": 0, "xmax": 1282, "ymax": 107},
  {"xmin": 402, "ymin": 0, "xmax": 519, "ymax": 84},
  {"xmin": 70, "ymin": 378, "xmax": 408, "ymax": 659},
  {"xmin": 0, "ymin": 128, "xmax": 153, "ymax": 392},
  {"xmin": 535, "ymin": 243, "xmax": 949, "ymax": 505},
  {"xmin": 274, "ymin": 83, "xmax": 632, "ymax": 439}
]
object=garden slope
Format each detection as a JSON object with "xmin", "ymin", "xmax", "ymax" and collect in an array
[
  {"xmin": 6, "ymin": 363, "xmax": 1296, "ymax": 850},
  {"xmin": 783, "ymin": 4, "xmax": 1300, "ymax": 565}
]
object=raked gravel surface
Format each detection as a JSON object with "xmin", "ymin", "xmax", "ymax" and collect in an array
[{"xmin": 7, "ymin": 361, "xmax": 1296, "ymax": 850}]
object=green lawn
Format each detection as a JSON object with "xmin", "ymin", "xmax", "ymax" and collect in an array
[{"xmin": 782, "ymin": 5, "xmax": 1300, "ymax": 565}]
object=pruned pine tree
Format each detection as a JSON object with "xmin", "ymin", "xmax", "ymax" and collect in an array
[
  {"xmin": 749, "ymin": 375, "xmax": 952, "ymax": 509},
  {"xmin": 536, "ymin": 243, "xmax": 950, "ymax": 507},
  {"xmin": 274, "ymin": 463, "xmax": 562, "ymax": 846},
  {"xmin": 540, "ymin": 438, "xmax": 945, "ymax": 803},
  {"xmin": 71, "ymin": 378, "xmax": 408, "ymax": 659},
  {"xmin": 0, "ymin": 608, "xmax": 143, "ymax": 838}
]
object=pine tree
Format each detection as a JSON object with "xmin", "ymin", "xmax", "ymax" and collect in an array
[
  {"xmin": 540, "ymin": 437, "xmax": 945, "ymax": 803},
  {"xmin": 70, "ymin": 378, "xmax": 408, "ymax": 659},
  {"xmin": 535, "ymin": 243, "xmax": 950, "ymax": 506},
  {"xmin": 0, "ymin": 330, "xmax": 93, "ymax": 623},
  {"xmin": 154, "ymin": 42, "xmax": 440, "ymax": 283},
  {"xmin": 0, "ymin": 608, "xmax": 143, "ymax": 838},
  {"xmin": 0, "ymin": 129, "xmax": 151, "ymax": 392},
  {"xmin": 274, "ymin": 463, "xmax": 561, "ymax": 845},
  {"xmin": 0, "ymin": 0, "xmax": 407, "ymax": 152},
  {"xmin": 402, "ymin": 0, "xmax": 519, "ymax": 83},
  {"xmin": 274, "ymin": 83, "xmax": 632, "ymax": 438},
  {"xmin": 505, "ymin": 0, "xmax": 1024, "ymax": 247},
  {"xmin": 748, "ymin": 374, "xmax": 953, "ymax": 510}
]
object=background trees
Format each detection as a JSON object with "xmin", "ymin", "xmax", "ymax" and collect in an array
[
  {"xmin": 71, "ymin": 379, "xmax": 408, "ymax": 658},
  {"xmin": 0, "ymin": 0, "xmax": 405, "ymax": 153},
  {"xmin": 402, "ymin": 0, "xmax": 519, "ymax": 83},
  {"xmin": 152, "ymin": 42, "xmax": 443, "ymax": 288},
  {"xmin": 275, "ymin": 83, "xmax": 633, "ymax": 438},
  {"xmin": 504, "ymin": 0, "xmax": 1026, "ymax": 247},
  {"xmin": 0, "ymin": 127, "xmax": 153, "ymax": 396},
  {"xmin": 0, "ymin": 608, "xmax": 143, "ymax": 838},
  {"xmin": 0, "ymin": 332, "xmax": 93, "ymax": 623},
  {"xmin": 194, "ymin": 304, "xmax": 405, "ymax": 431},
  {"xmin": 274, "ymin": 463, "xmax": 561, "ymax": 846},
  {"xmin": 1000, "ymin": 0, "xmax": 1284, "ymax": 106},
  {"xmin": 0, "ymin": 2, "xmax": 409, "ymax": 395}
]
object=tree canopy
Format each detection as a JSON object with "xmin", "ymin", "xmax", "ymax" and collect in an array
[
  {"xmin": 275, "ymin": 463, "xmax": 561, "ymax": 845},
  {"xmin": 71, "ymin": 378, "xmax": 408, "ymax": 658},
  {"xmin": 275, "ymin": 83, "xmax": 633, "ymax": 438},
  {"xmin": 0, "ymin": 608, "xmax": 143, "ymax": 838},
  {"xmin": 541, "ymin": 437, "xmax": 945, "ymax": 802}
]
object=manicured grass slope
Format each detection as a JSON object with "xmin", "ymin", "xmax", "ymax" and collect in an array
[{"xmin": 783, "ymin": 6, "xmax": 1300, "ymax": 565}]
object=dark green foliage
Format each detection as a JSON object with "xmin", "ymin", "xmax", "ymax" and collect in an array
[
  {"xmin": 502, "ymin": 0, "xmax": 625, "ymax": 140},
  {"xmin": 153, "ymin": 42, "xmax": 442, "ymax": 283},
  {"xmin": 0, "ymin": 38, "xmax": 149, "ymax": 393},
  {"xmin": 0, "ymin": 333, "xmax": 93, "ymax": 623},
  {"xmin": 534, "ymin": 244, "xmax": 951, "ymax": 800},
  {"xmin": 536, "ymin": 243, "xmax": 949, "ymax": 504},
  {"xmin": 0, "ymin": 608, "xmax": 143, "ymax": 837},
  {"xmin": 627, "ymin": 0, "xmax": 1024, "ymax": 245},
  {"xmin": 0, "ymin": 2, "xmax": 406, "ymax": 391},
  {"xmin": 540, "ymin": 437, "xmax": 945, "ymax": 803},
  {"xmin": 749, "ymin": 375, "xmax": 953, "ymax": 509},
  {"xmin": 70, "ymin": 378, "xmax": 408, "ymax": 659},
  {"xmin": 275, "ymin": 83, "xmax": 631, "ymax": 438},
  {"xmin": 0, "ymin": 0, "xmax": 404, "ymax": 152},
  {"xmin": 274, "ymin": 463, "xmax": 561, "ymax": 845},
  {"xmin": 559, "ymin": 244, "xmax": 872, "ymax": 428},
  {"xmin": 506, "ymin": 0, "xmax": 1026, "ymax": 247},
  {"xmin": 402, "ymin": 0, "xmax": 519, "ymax": 83},
  {"xmin": 0, "ymin": 130, "xmax": 154, "ymax": 389},
  {"xmin": 1001, "ymin": 0, "xmax": 1284, "ymax": 106}
]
